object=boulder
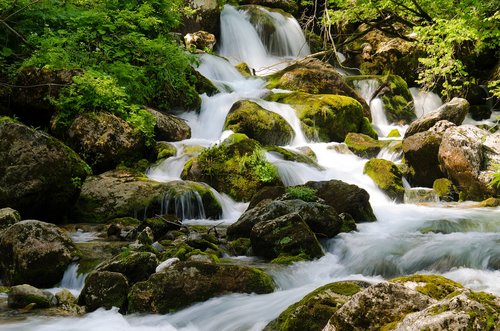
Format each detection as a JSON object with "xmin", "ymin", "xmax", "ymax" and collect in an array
[
  {"xmin": 438, "ymin": 125, "xmax": 497, "ymax": 200},
  {"xmin": 73, "ymin": 170, "xmax": 221, "ymax": 223},
  {"xmin": 344, "ymin": 132, "xmax": 386, "ymax": 158},
  {"xmin": 239, "ymin": 1, "xmax": 299, "ymax": 15},
  {"xmin": 182, "ymin": 134, "xmax": 282, "ymax": 201},
  {"xmin": 0, "ymin": 220, "xmax": 77, "ymax": 287},
  {"xmin": 154, "ymin": 141, "xmax": 177, "ymax": 160},
  {"xmin": 177, "ymin": 0, "xmax": 221, "ymax": 37},
  {"xmin": 78, "ymin": 271, "xmax": 129, "ymax": 312},
  {"xmin": 433, "ymin": 178, "xmax": 458, "ymax": 202},
  {"xmin": 145, "ymin": 108, "xmax": 191, "ymax": 142},
  {"xmin": 402, "ymin": 120, "xmax": 456, "ymax": 187},
  {"xmin": 96, "ymin": 252, "xmax": 159, "ymax": 285},
  {"xmin": 224, "ymin": 100, "xmax": 294, "ymax": 146},
  {"xmin": 250, "ymin": 213, "xmax": 324, "ymax": 259},
  {"xmin": 264, "ymin": 281, "xmax": 371, "ymax": 331},
  {"xmin": 266, "ymin": 58, "xmax": 371, "ymax": 118},
  {"xmin": 8, "ymin": 284, "xmax": 57, "ymax": 309},
  {"xmin": 128, "ymin": 261, "xmax": 275, "ymax": 313},
  {"xmin": 364, "ymin": 159, "xmax": 404, "ymax": 202},
  {"xmin": 404, "ymin": 98, "xmax": 469, "ymax": 138},
  {"xmin": 184, "ymin": 30, "xmax": 216, "ymax": 52},
  {"xmin": 305, "ymin": 180, "xmax": 376, "ymax": 222},
  {"xmin": 66, "ymin": 112, "xmax": 146, "ymax": 174},
  {"xmin": 267, "ymin": 92, "xmax": 377, "ymax": 142},
  {"xmin": 0, "ymin": 121, "xmax": 91, "ymax": 221},
  {"xmin": 0, "ymin": 207, "xmax": 21, "ymax": 230}
]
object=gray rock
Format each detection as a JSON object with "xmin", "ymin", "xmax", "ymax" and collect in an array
[
  {"xmin": 78, "ymin": 271, "xmax": 129, "ymax": 312},
  {"xmin": 145, "ymin": 108, "xmax": 191, "ymax": 142},
  {"xmin": 96, "ymin": 252, "xmax": 158, "ymax": 285},
  {"xmin": 8, "ymin": 284, "xmax": 57, "ymax": 309}
]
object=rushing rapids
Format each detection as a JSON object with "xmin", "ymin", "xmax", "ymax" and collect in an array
[{"xmin": 3, "ymin": 4, "xmax": 499, "ymax": 331}]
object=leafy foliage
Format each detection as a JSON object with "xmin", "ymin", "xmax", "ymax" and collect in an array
[{"xmin": 286, "ymin": 186, "xmax": 318, "ymax": 202}]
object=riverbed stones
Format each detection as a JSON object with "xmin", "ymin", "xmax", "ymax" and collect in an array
[
  {"xmin": 145, "ymin": 108, "xmax": 191, "ymax": 142},
  {"xmin": 127, "ymin": 261, "xmax": 275, "ymax": 313},
  {"xmin": 8, "ymin": 284, "xmax": 57, "ymax": 309},
  {"xmin": 364, "ymin": 159, "xmax": 404, "ymax": 202},
  {"xmin": 0, "ymin": 120, "xmax": 91, "ymax": 221},
  {"xmin": 0, "ymin": 220, "xmax": 77, "ymax": 287},
  {"xmin": 96, "ymin": 252, "xmax": 159, "ymax": 285},
  {"xmin": 78, "ymin": 271, "xmax": 129, "ymax": 312},
  {"xmin": 344, "ymin": 132, "xmax": 386, "ymax": 158}
]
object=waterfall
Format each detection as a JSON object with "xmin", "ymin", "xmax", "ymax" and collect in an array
[
  {"xmin": 59, "ymin": 263, "xmax": 87, "ymax": 294},
  {"xmin": 161, "ymin": 190, "xmax": 207, "ymax": 220},
  {"xmin": 410, "ymin": 87, "xmax": 442, "ymax": 117}
]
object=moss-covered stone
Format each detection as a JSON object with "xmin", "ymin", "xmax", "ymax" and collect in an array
[
  {"xmin": 227, "ymin": 237, "xmax": 252, "ymax": 256},
  {"xmin": 265, "ymin": 146, "xmax": 320, "ymax": 168},
  {"xmin": 364, "ymin": 159, "xmax": 405, "ymax": 202},
  {"xmin": 270, "ymin": 253, "xmax": 310, "ymax": 265},
  {"xmin": 344, "ymin": 132, "xmax": 386, "ymax": 158},
  {"xmin": 8, "ymin": 284, "xmax": 57, "ymax": 309},
  {"xmin": 267, "ymin": 92, "xmax": 377, "ymax": 142},
  {"xmin": 432, "ymin": 178, "xmax": 458, "ymax": 202},
  {"xmin": 182, "ymin": 134, "xmax": 282, "ymax": 201},
  {"xmin": 390, "ymin": 274, "xmax": 464, "ymax": 300},
  {"xmin": 155, "ymin": 141, "xmax": 177, "ymax": 160},
  {"xmin": 96, "ymin": 251, "xmax": 158, "ymax": 285},
  {"xmin": 224, "ymin": 100, "xmax": 294, "ymax": 145},
  {"xmin": 78, "ymin": 271, "xmax": 129, "ymax": 312},
  {"xmin": 264, "ymin": 281, "xmax": 370, "ymax": 331},
  {"xmin": 478, "ymin": 197, "xmax": 500, "ymax": 207},
  {"xmin": 235, "ymin": 62, "xmax": 252, "ymax": 77},
  {"xmin": 387, "ymin": 128, "xmax": 401, "ymax": 137}
]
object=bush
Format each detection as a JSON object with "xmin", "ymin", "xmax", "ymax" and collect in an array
[{"xmin": 285, "ymin": 186, "xmax": 318, "ymax": 202}]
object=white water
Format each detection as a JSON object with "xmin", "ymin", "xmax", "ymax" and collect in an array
[
  {"xmin": 410, "ymin": 87, "xmax": 443, "ymax": 118},
  {"xmin": 5, "ymin": 4, "xmax": 500, "ymax": 331}
]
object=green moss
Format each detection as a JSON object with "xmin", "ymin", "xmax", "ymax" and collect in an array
[
  {"xmin": 387, "ymin": 129, "xmax": 401, "ymax": 137},
  {"xmin": 183, "ymin": 145, "xmax": 205, "ymax": 154},
  {"xmin": 228, "ymin": 237, "xmax": 252, "ymax": 256},
  {"xmin": 0, "ymin": 116, "xmax": 19, "ymax": 124},
  {"xmin": 0, "ymin": 286, "xmax": 10, "ymax": 293},
  {"xmin": 390, "ymin": 274, "xmax": 464, "ymax": 300},
  {"xmin": 364, "ymin": 159, "xmax": 405, "ymax": 202},
  {"xmin": 155, "ymin": 142, "xmax": 177, "ymax": 160},
  {"xmin": 478, "ymin": 197, "xmax": 500, "ymax": 207},
  {"xmin": 285, "ymin": 186, "xmax": 318, "ymax": 202},
  {"xmin": 344, "ymin": 132, "xmax": 386, "ymax": 158},
  {"xmin": 265, "ymin": 146, "xmax": 319, "ymax": 168},
  {"xmin": 235, "ymin": 62, "xmax": 251, "ymax": 77},
  {"xmin": 271, "ymin": 253, "xmax": 310, "ymax": 265},
  {"xmin": 246, "ymin": 266, "xmax": 276, "ymax": 293},
  {"xmin": 433, "ymin": 178, "xmax": 456, "ymax": 201}
]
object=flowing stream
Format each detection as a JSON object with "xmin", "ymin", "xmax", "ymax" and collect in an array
[{"xmin": 4, "ymin": 4, "xmax": 499, "ymax": 330}]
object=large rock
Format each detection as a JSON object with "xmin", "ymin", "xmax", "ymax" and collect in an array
[
  {"xmin": 184, "ymin": 30, "xmax": 216, "ymax": 52},
  {"xmin": 266, "ymin": 58, "xmax": 371, "ymax": 118},
  {"xmin": 96, "ymin": 252, "xmax": 158, "ymax": 285},
  {"xmin": 145, "ymin": 108, "xmax": 191, "ymax": 142},
  {"xmin": 78, "ymin": 271, "xmax": 129, "ymax": 312},
  {"xmin": 224, "ymin": 100, "xmax": 294, "ymax": 145},
  {"xmin": 364, "ymin": 159, "xmax": 404, "ymax": 202},
  {"xmin": 438, "ymin": 125, "xmax": 497, "ymax": 200},
  {"xmin": 240, "ymin": 1, "xmax": 299, "ymax": 15},
  {"xmin": 0, "ymin": 220, "xmax": 77, "ymax": 287},
  {"xmin": 128, "ymin": 261, "xmax": 275, "ymax": 313},
  {"xmin": 404, "ymin": 98, "xmax": 469, "ymax": 138},
  {"xmin": 264, "ymin": 281, "xmax": 371, "ymax": 331},
  {"xmin": 267, "ymin": 92, "xmax": 377, "ymax": 142},
  {"xmin": 73, "ymin": 171, "xmax": 222, "ymax": 223},
  {"xmin": 182, "ymin": 134, "xmax": 282, "ymax": 201},
  {"xmin": 177, "ymin": 0, "xmax": 221, "ymax": 37},
  {"xmin": 305, "ymin": 180, "xmax": 376, "ymax": 222},
  {"xmin": 250, "ymin": 213, "xmax": 324, "ymax": 259},
  {"xmin": 8, "ymin": 284, "xmax": 57, "ymax": 309},
  {"xmin": 344, "ymin": 132, "xmax": 386, "ymax": 158},
  {"xmin": 66, "ymin": 112, "xmax": 147, "ymax": 174},
  {"xmin": 0, "ymin": 121, "xmax": 91, "ymax": 221},
  {"xmin": 0, "ymin": 207, "xmax": 21, "ymax": 230}
]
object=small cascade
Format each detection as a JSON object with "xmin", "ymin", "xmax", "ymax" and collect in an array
[
  {"xmin": 60, "ymin": 263, "xmax": 87, "ymax": 293},
  {"xmin": 209, "ymin": 189, "xmax": 249, "ymax": 222},
  {"xmin": 266, "ymin": 152, "xmax": 321, "ymax": 186},
  {"xmin": 404, "ymin": 187, "xmax": 440, "ymax": 204},
  {"xmin": 410, "ymin": 87, "xmax": 442, "ymax": 117},
  {"xmin": 161, "ymin": 190, "xmax": 207, "ymax": 220}
]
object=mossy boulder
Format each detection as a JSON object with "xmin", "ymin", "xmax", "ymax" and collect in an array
[
  {"xmin": 8, "ymin": 284, "xmax": 57, "ymax": 309},
  {"xmin": 0, "ymin": 207, "xmax": 21, "ymax": 231},
  {"xmin": 0, "ymin": 121, "xmax": 91, "ymax": 222},
  {"xmin": 78, "ymin": 271, "xmax": 129, "ymax": 312},
  {"xmin": 390, "ymin": 274, "xmax": 464, "ymax": 300},
  {"xmin": 264, "ymin": 281, "xmax": 371, "ymax": 331},
  {"xmin": 182, "ymin": 134, "xmax": 282, "ymax": 201},
  {"xmin": 267, "ymin": 92, "xmax": 377, "ymax": 142},
  {"xmin": 128, "ymin": 261, "xmax": 275, "ymax": 313},
  {"xmin": 177, "ymin": 0, "xmax": 221, "ymax": 37},
  {"xmin": 433, "ymin": 178, "xmax": 458, "ymax": 202},
  {"xmin": 0, "ymin": 220, "xmax": 77, "ymax": 287},
  {"xmin": 154, "ymin": 141, "xmax": 177, "ymax": 160},
  {"xmin": 73, "ymin": 171, "xmax": 222, "ymax": 223},
  {"xmin": 145, "ymin": 108, "xmax": 191, "ymax": 142},
  {"xmin": 224, "ymin": 100, "xmax": 294, "ymax": 145},
  {"xmin": 240, "ymin": 1, "xmax": 299, "ymax": 16},
  {"xmin": 364, "ymin": 159, "xmax": 404, "ymax": 202},
  {"xmin": 305, "ymin": 180, "xmax": 377, "ymax": 223},
  {"xmin": 96, "ymin": 252, "xmax": 159, "ymax": 285},
  {"xmin": 344, "ymin": 132, "xmax": 386, "ymax": 158},
  {"xmin": 265, "ymin": 146, "xmax": 320, "ymax": 168},
  {"xmin": 266, "ymin": 58, "xmax": 371, "ymax": 118}
]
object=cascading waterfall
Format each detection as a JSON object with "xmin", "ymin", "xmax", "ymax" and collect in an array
[
  {"xmin": 4, "ymin": 4, "xmax": 499, "ymax": 331},
  {"xmin": 161, "ymin": 190, "xmax": 207, "ymax": 220}
]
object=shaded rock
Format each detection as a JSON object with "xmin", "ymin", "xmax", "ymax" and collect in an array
[
  {"xmin": 0, "ymin": 220, "xmax": 77, "ymax": 287},
  {"xmin": 240, "ymin": 0, "xmax": 299, "ymax": 15},
  {"xmin": 128, "ymin": 261, "xmax": 275, "ymax": 313},
  {"xmin": 266, "ymin": 58, "xmax": 371, "ymax": 118},
  {"xmin": 96, "ymin": 252, "xmax": 158, "ymax": 285},
  {"xmin": 8, "ymin": 284, "xmax": 57, "ymax": 309},
  {"xmin": 73, "ymin": 171, "xmax": 221, "ymax": 223},
  {"xmin": 55, "ymin": 288, "xmax": 77, "ymax": 305},
  {"xmin": 145, "ymin": 108, "xmax": 191, "ymax": 142},
  {"xmin": 0, "ymin": 121, "xmax": 91, "ymax": 221},
  {"xmin": 250, "ymin": 213, "xmax": 324, "ymax": 259},
  {"xmin": 433, "ymin": 178, "xmax": 458, "ymax": 202},
  {"xmin": 66, "ymin": 112, "xmax": 146, "ymax": 174},
  {"xmin": 184, "ymin": 30, "xmax": 216, "ymax": 52},
  {"xmin": 0, "ymin": 207, "xmax": 21, "ymax": 230},
  {"xmin": 224, "ymin": 100, "xmax": 294, "ymax": 145},
  {"xmin": 305, "ymin": 180, "xmax": 376, "ymax": 222},
  {"xmin": 182, "ymin": 134, "xmax": 282, "ymax": 201},
  {"xmin": 138, "ymin": 215, "xmax": 182, "ymax": 242},
  {"xmin": 267, "ymin": 92, "xmax": 377, "ymax": 142},
  {"xmin": 177, "ymin": 0, "xmax": 221, "ymax": 37},
  {"xmin": 364, "ymin": 159, "xmax": 404, "ymax": 202},
  {"xmin": 438, "ymin": 125, "xmax": 497, "ymax": 200},
  {"xmin": 154, "ymin": 141, "xmax": 177, "ymax": 160},
  {"xmin": 404, "ymin": 98, "xmax": 469, "ymax": 138},
  {"xmin": 247, "ymin": 186, "xmax": 286, "ymax": 209},
  {"xmin": 78, "ymin": 271, "xmax": 129, "ymax": 312},
  {"xmin": 344, "ymin": 132, "xmax": 386, "ymax": 158},
  {"xmin": 324, "ymin": 282, "xmax": 435, "ymax": 330},
  {"xmin": 264, "ymin": 281, "xmax": 371, "ymax": 331}
]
